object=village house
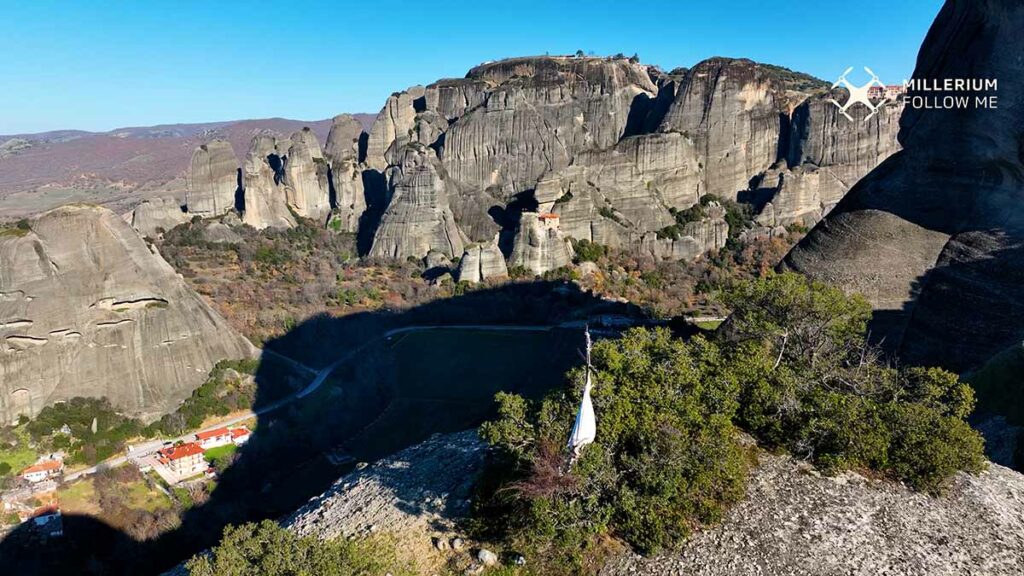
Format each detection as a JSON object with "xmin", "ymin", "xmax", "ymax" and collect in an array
[
  {"xmin": 195, "ymin": 427, "xmax": 232, "ymax": 450},
  {"xmin": 230, "ymin": 427, "xmax": 251, "ymax": 446},
  {"xmin": 157, "ymin": 442, "xmax": 207, "ymax": 478},
  {"xmin": 19, "ymin": 460, "xmax": 63, "ymax": 483}
]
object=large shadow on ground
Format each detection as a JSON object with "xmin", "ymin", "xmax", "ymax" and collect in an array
[{"xmin": 0, "ymin": 281, "xmax": 643, "ymax": 575}]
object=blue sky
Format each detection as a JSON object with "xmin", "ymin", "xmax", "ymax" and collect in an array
[{"xmin": 0, "ymin": 0, "xmax": 944, "ymax": 134}]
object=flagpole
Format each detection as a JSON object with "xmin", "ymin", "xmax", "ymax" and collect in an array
[{"xmin": 567, "ymin": 325, "xmax": 597, "ymax": 467}]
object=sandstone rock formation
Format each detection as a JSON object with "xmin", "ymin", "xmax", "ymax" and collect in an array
[
  {"xmin": 604, "ymin": 452, "xmax": 1024, "ymax": 576},
  {"xmin": 129, "ymin": 196, "xmax": 189, "ymax": 237},
  {"xmin": 455, "ymin": 238, "xmax": 508, "ymax": 284},
  {"xmin": 440, "ymin": 57, "xmax": 658, "ymax": 198},
  {"xmin": 185, "ymin": 139, "xmax": 239, "ymax": 217},
  {"xmin": 357, "ymin": 55, "xmax": 896, "ymax": 264},
  {"xmin": 0, "ymin": 205, "xmax": 253, "ymax": 423},
  {"xmin": 283, "ymin": 128, "xmax": 331, "ymax": 222},
  {"xmin": 284, "ymin": 429, "xmax": 1024, "ymax": 576},
  {"xmin": 508, "ymin": 212, "xmax": 574, "ymax": 275},
  {"xmin": 284, "ymin": 430, "xmax": 484, "ymax": 540},
  {"xmin": 241, "ymin": 135, "xmax": 296, "ymax": 230},
  {"xmin": 657, "ymin": 58, "xmax": 796, "ymax": 201},
  {"xmin": 753, "ymin": 97, "xmax": 903, "ymax": 227},
  {"xmin": 783, "ymin": 0, "xmax": 1024, "ymax": 373},
  {"xmin": 324, "ymin": 115, "xmax": 367, "ymax": 234},
  {"xmin": 369, "ymin": 143, "xmax": 465, "ymax": 260}
]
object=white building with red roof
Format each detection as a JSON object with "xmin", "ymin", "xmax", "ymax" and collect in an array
[
  {"xmin": 157, "ymin": 442, "xmax": 207, "ymax": 478},
  {"xmin": 230, "ymin": 427, "xmax": 251, "ymax": 446},
  {"xmin": 195, "ymin": 427, "xmax": 232, "ymax": 450},
  {"xmin": 20, "ymin": 460, "xmax": 64, "ymax": 483}
]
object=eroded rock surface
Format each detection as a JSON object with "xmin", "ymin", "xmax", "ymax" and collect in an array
[
  {"xmin": 604, "ymin": 454, "xmax": 1024, "ymax": 576},
  {"xmin": 369, "ymin": 143, "xmax": 465, "ymax": 260},
  {"xmin": 455, "ymin": 239, "xmax": 509, "ymax": 284},
  {"xmin": 508, "ymin": 212, "xmax": 574, "ymax": 275},
  {"xmin": 283, "ymin": 128, "xmax": 331, "ymax": 222},
  {"xmin": 185, "ymin": 139, "xmax": 238, "ymax": 217},
  {"xmin": 0, "ymin": 205, "xmax": 253, "ymax": 423},
  {"xmin": 783, "ymin": 0, "xmax": 1024, "ymax": 373},
  {"xmin": 241, "ymin": 135, "xmax": 296, "ymax": 230},
  {"xmin": 185, "ymin": 139, "xmax": 239, "ymax": 217},
  {"xmin": 284, "ymin": 430, "xmax": 484, "ymax": 539},
  {"xmin": 129, "ymin": 196, "xmax": 189, "ymax": 237}
]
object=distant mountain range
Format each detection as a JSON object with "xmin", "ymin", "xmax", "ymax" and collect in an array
[{"xmin": 0, "ymin": 115, "xmax": 375, "ymax": 217}]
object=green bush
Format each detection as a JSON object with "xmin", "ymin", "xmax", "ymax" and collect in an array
[
  {"xmin": 722, "ymin": 273, "xmax": 985, "ymax": 493},
  {"xmin": 27, "ymin": 397, "xmax": 143, "ymax": 465},
  {"xmin": 186, "ymin": 520, "xmax": 412, "ymax": 576},
  {"xmin": 147, "ymin": 359, "xmax": 257, "ymax": 436},
  {"xmin": 571, "ymin": 239, "xmax": 608, "ymax": 264},
  {"xmin": 477, "ymin": 328, "xmax": 747, "ymax": 571}
]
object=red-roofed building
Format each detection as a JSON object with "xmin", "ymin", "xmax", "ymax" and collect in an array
[
  {"xmin": 195, "ymin": 427, "xmax": 231, "ymax": 449},
  {"xmin": 20, "ymin": 460, "xmax": 64, "ymax": 483},
  {"xmin": 230, "ymin": 427, "xmax": 251, "ymax": 446},
  {"xmin": 157, "ymin": 442, "xmax": 207, "ymax": 477}
]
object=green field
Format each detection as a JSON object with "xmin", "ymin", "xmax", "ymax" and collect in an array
[
  {"xmin": 0, "ymin": 427, "xmax": 38, "ymax": 475},
  {"xmin": 123, "ymin": 480, "xmax": 173, "ymax": 512},
  {"xmin": 203, "ymin": 444, "xmax": 238, "ymax": 463},
  {"xmin": 58, "ymin": 478, "xmax": 101, "ymax": 515}
]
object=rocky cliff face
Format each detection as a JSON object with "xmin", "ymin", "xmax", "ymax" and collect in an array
[
  {"xmin": 753, "ymin": 97, "xmax": 904, "ymax": 227},
  {"xmin": 283, "ymin": 430, "xmax": 1024, "ymax": 576},
  {"xmin": 0, "ymin": 205, "xmax": 253, "ymax": 423},
  {"xmin": 241, "ymin": 135, "xmax": 297, "ymax": 230},
  {"xmin": 283, "ymin": 129, "xmax": 331, "ymax": 222},
  {"xmin": 455, "ymin": 238, "xmax": 508, "ymax": 284},
  {"xmin": 369, "ymin": 143, "xmax": 466, "ymax": 260},
  {"xmin": 324, "ymin": 115, "xmax": 367, "ymax": 233},
  {"xmin": 783, "ymin": 0, "xmax": 1024, "ymax": 373},
  {"xmin": 508, "ymin": 212, "xmax": 574, "ymax": 275},
  {"xmin": 185, "ymin": 139, "xmax": 239, "ymax": 217},
  {"xmin": 129, "ymin": 196, "xmax": 189, "ymax": 237},
  {"xmin": 658, "ymin": 58, "xmax": 792, "ymax": 201}
]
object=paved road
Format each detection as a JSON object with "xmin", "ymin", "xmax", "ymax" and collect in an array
[{"xmin": 61, "ymin": 323, "xmax": 575, "ymax": 483}]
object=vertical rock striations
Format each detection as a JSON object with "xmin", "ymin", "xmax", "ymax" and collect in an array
[
  {"xmin": 129, "ymin": 196, "xmax": 189, "ymax": 237},
  {"xmin": 753, "ymin": 97, "xmax": 903, "ymax": 227},
  {"xmin": 369, "ymin": 143, "xmax": 466, "ymax": 260},
  {"xmin": 455, "ymin": 237, "xmax": 509, "ymax": 284},
  {"xmin": 283, "ymin": 128, "xmax": 331, "ymax": 222},
  {"xmin": 185, "ymin": 139, "xmax": 240, "ymax": 217},
  {"xmin": 0, "ymin": 205, "xmax": 253, "ymax": 423},
  {"xmin": 325, "ymin": 114, "xmax": 367, "ymax": 233},
  {"xmin": 508, "ymin": 212, "xmax": 574, "ymax": 275},
  {"xmin": 242, "ymin": 135, "xmax": 297, "ymax": 230}
]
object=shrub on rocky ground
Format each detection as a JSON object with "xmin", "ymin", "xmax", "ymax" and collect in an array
[
  {"xmin": 186, "ymin": 520, "xmax": 413, "ymax": 576},
  {"xmin": 474, "ymin": 273, "xmax": 986, "ymax": 574}
]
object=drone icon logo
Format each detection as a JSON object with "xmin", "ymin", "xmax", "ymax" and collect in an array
[{"xmin": 829, "ymin": 66, "xmax": 889, "ymax": 122}]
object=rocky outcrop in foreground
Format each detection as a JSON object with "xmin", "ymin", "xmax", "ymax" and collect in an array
[
  {"xmin": 284, "ymin": 430, "xmax": 484, "ymax": 539},
  {"xmin": 284, "ymin": 430, "xmax": 1024, "ymax": 575},
  {"xmin": 0, "ymin": 205, "xmax": 253, "ymax": 423},
  {"xmin": 604, "ymin": 454, "xmax": 1024, "ymax": 576},
  {"xmin": 784, "ymin": 0, "xmax": 1024, "ymax": 373}
]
